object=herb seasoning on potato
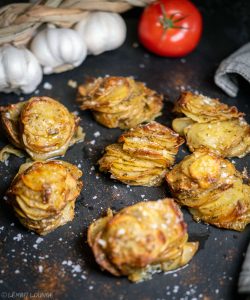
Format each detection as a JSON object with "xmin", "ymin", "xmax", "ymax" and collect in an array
[
  {"xmin": 77, "ymin": 76, "xmax": 163, "ymax": 129},
  {"xmin": 0, "ymin": 96, "xmax": 85, "ymax": 161},
  {"xmin": 98, "ymin": 121, "xmax": 184, "ymax": 186},
  {"xmin": 172, "ymin": 92, "xmax": 250, "ymax": 158},
  {"xmin": 166, "ymin": 149, "xmax": 250, "ymax": 231}
]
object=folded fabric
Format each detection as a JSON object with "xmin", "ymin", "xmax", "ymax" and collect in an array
[
  {"xmin": 239, "ymin": 243, "xmax": 250, "ymax": 295},
  {"xmin": 215, "ymin": 42, "xmax": 250, "ymax": 97}
]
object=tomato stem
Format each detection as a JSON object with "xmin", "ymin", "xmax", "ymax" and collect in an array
[{"xmin": 159, "ymin": 3, "xmax": 189, "ymax": 32}]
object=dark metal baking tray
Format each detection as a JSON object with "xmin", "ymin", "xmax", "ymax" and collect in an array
[{"xmin": 0, "ymin": 1, "xmax": 250, "ymax": 299}]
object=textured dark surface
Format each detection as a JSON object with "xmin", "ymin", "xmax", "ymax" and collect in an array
[{"xmin": 0, "ymin": 1, "xmax": 250, "ymax": 299}]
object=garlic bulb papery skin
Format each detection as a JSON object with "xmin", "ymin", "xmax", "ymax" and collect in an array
[
  {"xmin": 75, "ymin": 12, "xmax": 127, "ymax": 56},
  {"xmin": 0, "ymin": 44, "xmax": 43, "ymax": 94},
  {"xmin": 30, "ymin": 28, "xmax": 87, "ymax": 74}
]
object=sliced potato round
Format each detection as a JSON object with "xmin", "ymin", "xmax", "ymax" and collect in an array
[{"xmin": 7, "ymin": 160, "xmax": 82, "ymax": 235}]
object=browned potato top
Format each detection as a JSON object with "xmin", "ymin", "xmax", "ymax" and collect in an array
[
  {"xmin": 77, "ymin": 76, "xmax": 163, "ymax": 129},
  {"xmin": 21, "ymin": 97, "xmax": 76, "ymax": 159},
  {"xmin": 166, "ymin": 149, "xmax": 250, "ymax": 231},
  {"xmin": 172, "ymin": 92, "xmax": 250, "ymax": 158},
  {"xmin": 88, "ymin": 199, "xmax": 198, "ymax": 282},
  {"xmin": 98, "ymin": 122, "xmax": 184, "ymax": 186},
  {"xmin": 7, "ymin": 160, "xmax": 83, "ymax": 235},
  {"xmin": 174, "ymin": 91, "xmax": 243, "ymax": 123}
]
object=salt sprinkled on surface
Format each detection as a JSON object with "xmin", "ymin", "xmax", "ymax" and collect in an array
[
  {"xmin": 68, "ymin": 79, "xmax": 77, "ymax": 88},
  {"xmin": 90, "ymin": 140, "xmax": 96, "ymax": 145},
  {"xmin": 71, "ymin": 264, "xmax": 82, "ymax": 273},
  {"xmin": 93, "ymin": 196, "xmax": 97, "ymax": 199},
  {"xmin": 13, "ymin": 234, "xmax": 23, "ymax": 242},
  {"xmin": 36, "ymin": 237, "xmax": 44, "ymax": 244},
  {"xmin": 38, "ymin": 265, "xmax": 43, "ymax": 273},
  {"xmin": 117, "ymin": 228, "xmax": 125, "ymax": 236},
  {"xmin": 43, "ymin": 82, "xmax": 52, "ymax": 90},
  {"xmin": 62, "ymin": 260, "xmax": 73, "ymax": 266},
  {"xmin": 94, "ymin": 131, "xmax": 100, "ymax": 137}
]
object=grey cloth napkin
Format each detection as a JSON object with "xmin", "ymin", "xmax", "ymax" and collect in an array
[
  {"xmin": 215, "ymin": 42, "xmax": 250, "ymax": 296},
  {"xmin": 239, "ymin": 243, "xmax": 250, "ymax": 295},
  {"xmin": 215, "ymin": 42, "xmax": 250, "ymax": 97}
]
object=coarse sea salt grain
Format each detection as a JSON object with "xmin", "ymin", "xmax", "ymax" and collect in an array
[
  {"xmin": 36, "ymin": 237, "xmax": 44, "ymax": 244},
  {"xmin": 13, "ymin": 234, "xmax": 23, "ymax": 241},
  {"xmin": 93, "ymin": 196, "xmax": 97, "ymax": 200},
  {"xmin": 43, "ymin": 82, "xmax": 52, "ymax": 90},
  {"xmin": 72, "ymin": 264, "xmax": 82, "ymax": 273},
  {"xmin": 90, "ymin": 140, "xmax": 96, "ymax": 145},
  {"xmin": 94, "ymin": 131, "xmax": 100, "ymax": 138},
  {"xmin": 38, "ymin": 265, "xmax": 43, "ymax": 273},
  {"xmin": 62, "ymin": 260, "xmax": 72, "ymax": 266}
]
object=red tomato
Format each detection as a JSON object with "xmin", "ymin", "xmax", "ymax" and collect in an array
[{"xmin": 138, "ymin": 0, "xmax": 202, "ymax": 57}]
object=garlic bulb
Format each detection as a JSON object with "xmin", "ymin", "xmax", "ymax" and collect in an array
[
  {"xmin": 0, "ymin": 44, "xmax": 42, "ymax": 94},
  {"xmin": 30, "ymin": 27, "xmax": 87, "ymax": 74},
  {"xmin": 75, "ymin": 12, "xmax": 126, "ymax": 56}
]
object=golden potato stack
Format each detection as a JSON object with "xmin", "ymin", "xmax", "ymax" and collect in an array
[
  {"xmin": 98, "ymin": 121, "xmax": 184, "ymax": 186},
  {"xmin": 166, "ymin": 149, "xmax": 250, "ymax": 231},
  {"xmin": 88, "ymin": 198, "xmax": 198, "ymax": 282},
  {"xmin": 172, "ymin": 92, "xmax": 250, "ymax": 158},
  {"xmin": 1, "ymin": 96, "xmax": 85, "ymax": 160},
  {"xmin": 7, "ymin": 160, "xmax": 83, "ymax": 235},
  {"xmin": 77, "ymin": 76, "xmax": 163, "ymax": 129}
]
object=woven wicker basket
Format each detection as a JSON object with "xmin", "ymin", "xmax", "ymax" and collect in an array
[{"xmin": 0, "ymin": 0, "xmax": 153, "ymax": 46}]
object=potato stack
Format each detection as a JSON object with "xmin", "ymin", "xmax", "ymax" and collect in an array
[
  {"xmin": 166, "ymin": 149, "xmax": 250, "ymax": 231},
  {"xmin": 88, "ymin": 198, "xmax": 198, "ymax": 282},
  {"xmin": 172, "ymin": 92, "xmax": 250, "ymax": 158},
  {"xmin": 0, "ymin": 96, "xmax": 84, "ymax": 161},
  {"xmin": 6, "ymin": 160, "xmax": 83, "ymax": 235},
  {"xmin": 98, "ymin": 121, "xmax": 184, "ymax": 186},
  {"xmin": 77, "ymin": 76, "xmax": 163, "ymax": 129}
]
